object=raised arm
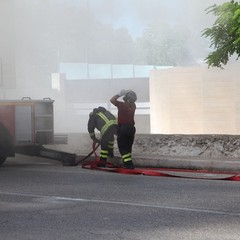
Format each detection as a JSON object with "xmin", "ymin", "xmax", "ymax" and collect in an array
[
  {"xmin": 110, "ymin": 94, "xmax": 120, "ymax": 106},
  {"xmin": 110, "ymin": 89, "xmax": 127, "ymax": 106}
]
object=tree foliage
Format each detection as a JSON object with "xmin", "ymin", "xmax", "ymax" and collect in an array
[
  {"xmin": 202, "ymin": 0, "xmax": 240, "ymax": 68},
  {"xmin": 135, "ymin": 23, "xmax": 199, "ymax": 66},
  {"xmin": 14, "ymin": 1, "xmax": 212, "ymax": 69}
]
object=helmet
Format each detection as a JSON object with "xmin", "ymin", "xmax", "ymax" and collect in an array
[
  {"xmin": 123, "ymin": 90, "xmax": 137, "ymax": 103},
  {"xmin": 90, "ymin": 106, "xmax": 106, "ymax": 116}
]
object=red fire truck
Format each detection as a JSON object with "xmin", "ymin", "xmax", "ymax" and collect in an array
[{"xmin": 0, "ymin": 97, "xmax": 76, "ymax": 166}]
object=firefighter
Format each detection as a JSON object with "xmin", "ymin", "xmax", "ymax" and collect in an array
[
  {"xmin": 88, "ymin": 106, "xmax": 117, "ymax": 167},
  {"xmin": 110, "ymin": 89, "xmax": 137, "ymax": 169}
]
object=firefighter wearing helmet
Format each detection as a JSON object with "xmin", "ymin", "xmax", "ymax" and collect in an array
[
  {"xmin": 88, "ymin": 106, "xmax": 117, "ymax": 167},
  {"xmin": 110, "ymin": 89, "xmax": 137, "ymax": 169},
  {"xmin": 123, "ymin": 90, "xmax": 137, "ymax": 103}
]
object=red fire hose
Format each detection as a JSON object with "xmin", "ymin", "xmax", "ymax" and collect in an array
[
  {"xmin": 79, "ymin": 143, "xmax": 240, "ymax": 181},
  {"xmin": 75, "ymin": 142, "xmax": 100, "ymax": 165}
]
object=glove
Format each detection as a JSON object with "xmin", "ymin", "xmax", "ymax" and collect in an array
[{"xmin": 118, "ymin": 89, "xmax": 127, "ymax": 97}]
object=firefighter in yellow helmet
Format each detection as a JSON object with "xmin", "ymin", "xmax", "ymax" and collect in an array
[{"xmin": 88, "ymin": 106, "xmax": 117, "ymax": 167}]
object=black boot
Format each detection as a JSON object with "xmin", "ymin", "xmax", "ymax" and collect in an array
[
  {"xmin": 98, "ymin": 159, "xmax": 106, "ymax": 167},
  {"xmin": 123, "ymin": 161, "xmax": 134, "ymax": 169}
]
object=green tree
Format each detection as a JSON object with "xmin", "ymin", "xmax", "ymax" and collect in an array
[
  {"xmin": 202, "ymin": 0, "xmax": 240, "ymax": 68},
  {"xmin": 135, "ymin": 23, "xmax": 202, "ymax": 66}
]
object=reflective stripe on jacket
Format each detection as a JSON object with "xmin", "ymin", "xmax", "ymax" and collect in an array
[{"xmin": 88, "ymin": 107, "xmax": 117, "ymax": 138}]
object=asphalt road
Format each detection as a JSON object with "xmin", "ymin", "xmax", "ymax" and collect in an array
[{"xmin": 0, "ymin": 154, "xmax": 240, "ymax": 240}]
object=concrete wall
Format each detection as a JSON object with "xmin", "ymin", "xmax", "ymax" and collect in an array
[
  {"xmin": 149, "ymin": 64, "xmax": 240, "ymax": 134},
  {"xmin": 47, "ymin": 133, "xmax": 240, "ymax": 161},
  {"xmin": 133, "ymin": 134, "xmax": 240, "ymax": 159}
]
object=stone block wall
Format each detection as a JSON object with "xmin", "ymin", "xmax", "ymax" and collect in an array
[
  {"xmin": 133, "ymin": 134, "xmax": 240, "ymax": 159},
  {"xmin": 47, "ymin": 133, "xmax": 240, "ymax": 160}
]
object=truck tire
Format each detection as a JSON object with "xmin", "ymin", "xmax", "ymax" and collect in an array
[
  {"xmin": 0, "ymin": 123, "xmax": 14, "ymax": 166},
  {"xmin": 0, "ymin": 152, "xmax": 7, "ymax": 166}
]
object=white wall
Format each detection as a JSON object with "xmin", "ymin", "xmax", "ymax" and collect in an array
[{"xmin": 150, "ymin": 64, "xmax": 240, "ymax": 134}]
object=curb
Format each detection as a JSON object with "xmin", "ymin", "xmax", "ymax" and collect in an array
[
  {"xmin": 133, "ymin": 156, "xmax": 240, "ymax": 172},
  {"xmin": 78, "ymin": 155, "xmax": 240, "ymax": 172}
]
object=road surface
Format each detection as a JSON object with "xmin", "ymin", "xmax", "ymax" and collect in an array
[{"xmin": 0, "ymin": 154, "xmax": 239, "ymax": 240}]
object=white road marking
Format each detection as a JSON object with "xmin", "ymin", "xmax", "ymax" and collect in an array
[{"xmin": 1, "ymin": 191, "xmax": 240, "ymax": 217}]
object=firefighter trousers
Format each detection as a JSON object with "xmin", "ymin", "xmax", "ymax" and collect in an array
[
  {"xmin": 100, "ymin": 125, "xmax": 117, "ymax": 162},
  {"xmin": 117, "ymin": 124, "xmax": 136, "ymax": 163}
]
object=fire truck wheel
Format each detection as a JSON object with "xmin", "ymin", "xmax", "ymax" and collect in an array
[{"xmin": 0, "ymin": 152, "xmax": 7, "ymax": 166}]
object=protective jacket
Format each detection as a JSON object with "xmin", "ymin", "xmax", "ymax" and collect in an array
[{"xmin": 88, "ymin": 106, "xmax": 117, "ymax": 140}]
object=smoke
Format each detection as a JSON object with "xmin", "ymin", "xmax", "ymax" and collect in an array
[
  {"xmin": 0, "ymin": 0, "xmax": 235, "ymax": 135},
  {"xmin": 92, "ymin": 0, "xmax": 226, "ymax": 38}
]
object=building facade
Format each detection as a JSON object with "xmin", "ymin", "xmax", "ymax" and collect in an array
[{"xmin": 150, "ymin": 64, "xmax": 240, "ymax": 134}]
